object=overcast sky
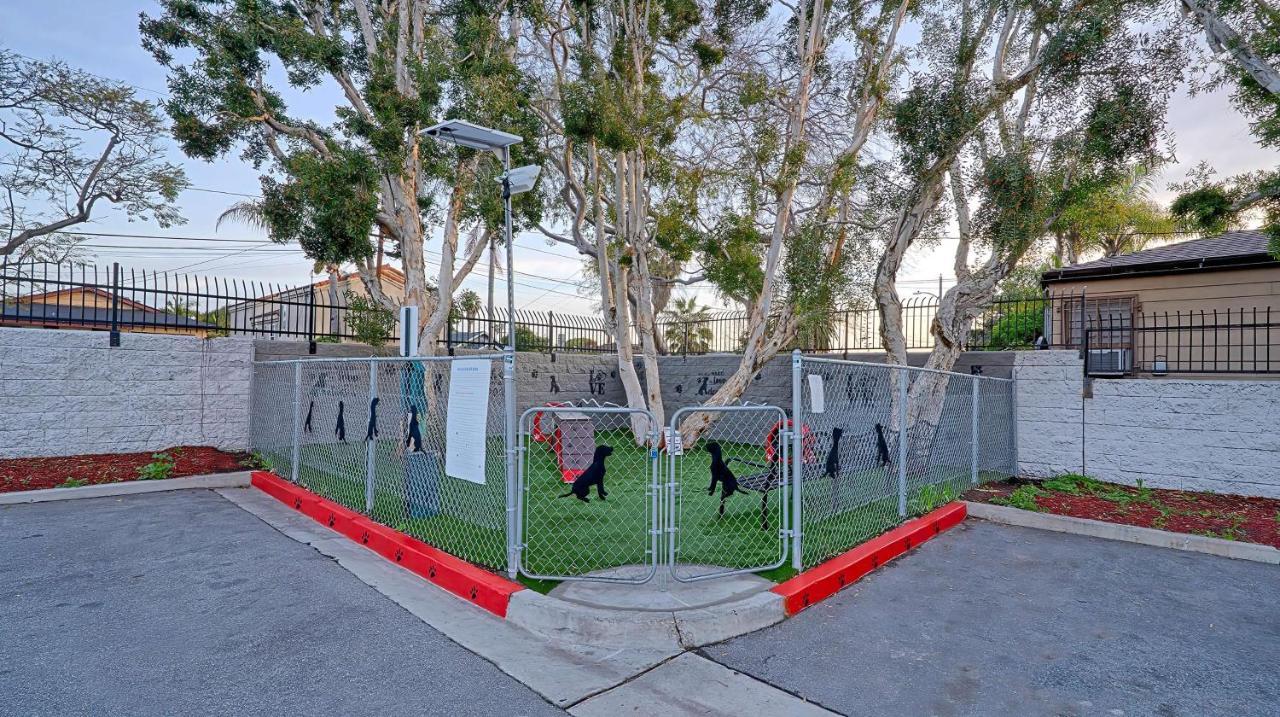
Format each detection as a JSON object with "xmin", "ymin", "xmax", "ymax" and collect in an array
[{"xmin": 5, "ymin": 1, "xmax": 1278, "ymax": 315}]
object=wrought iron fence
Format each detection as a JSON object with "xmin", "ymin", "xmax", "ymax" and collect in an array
[
  {"xmin": 793, "ymin": 355, "xmax": 1017, "ymax": 569},
  {"xmin": 1084, "ymin": 307, "xmax": 1279, "ymax": 376}
]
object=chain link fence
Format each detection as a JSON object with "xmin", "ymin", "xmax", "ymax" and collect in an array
[
  {"xmin": 668, "ymin": 405, "xmax": 790, "ymax": 582},
  {"xmin": 794, "ymin": 355, "xmax": 1016, "ymax": 569},
  {"xmin": 250, "ymin": 354, "xmax": 512, "ymax": 572},
  {"xmin": 517, "ymin": 406, "xmax": 659, "ymax": 583},
  {"xmin": 249, "ymin": 352, "xmax": 1017, "ymax": 583}
]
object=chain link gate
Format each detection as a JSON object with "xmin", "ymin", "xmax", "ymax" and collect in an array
[
  {"xmin": 517, "ymin": 406, "xmax": 660, "ymax": 583},
  {"xmin": 667, "ymin": 405, "xmax": 791, "ymax": 581}
]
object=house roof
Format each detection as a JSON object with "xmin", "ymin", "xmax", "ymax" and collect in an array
[
  {"xmin": 16, "ymin": 287, "xmax": 155, "ymax": 311},
  {"xmin": 1, "ymin": 302, "xmax": 213, "ymax": 329},
  {"xmin": 1042, "ymin": 230, "xmax": 1277, "ymax": 283}
]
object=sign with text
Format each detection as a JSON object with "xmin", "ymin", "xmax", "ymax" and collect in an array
[{"xmin": 445, "ymin": 359, "xmax": 492, "ymax": 485}]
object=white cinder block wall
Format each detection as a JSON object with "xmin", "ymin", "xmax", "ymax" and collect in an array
[
  {"xmin": 0, "ymin": 328, "xmax": 253, "ymax": 458},
  {"xmin": 1015, "ymin": 350, "xmax": 1280, "ymax": 498}
]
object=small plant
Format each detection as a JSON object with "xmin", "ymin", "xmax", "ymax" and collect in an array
[
  {"xmin": 992, "ymin": 484, "xmax": 1044, "ymax": 512},
  {"xmin": 244, "ymin": 452, "xmax": 274, "ymax": 471},
  {"xmin": 344, "ymin": 290, "xmax": 397, "ymax": 347},
  {"xmin": 57, "ymin": 477, "xmax": 88, "ymax": 488},
  {"xmin": 137, "ymin": 453, "xmax": 176, "ymax": 480},
  {"xmin": 910, "ymin": 482, "xmax": 960, "ymax": 514}
]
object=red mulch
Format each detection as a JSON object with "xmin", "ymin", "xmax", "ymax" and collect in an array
[
  {"xmin": 0, "ymin": 447, "xmax": 254, "ymax": 494},
  {"xmin": 964, "ymin": 478, "xmax": 1280, "ymax": 549}
]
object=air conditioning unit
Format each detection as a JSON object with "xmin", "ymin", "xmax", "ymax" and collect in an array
[{"xmin": 1087, "ymin": 349, "xmax": 1131, "ymax": 376}]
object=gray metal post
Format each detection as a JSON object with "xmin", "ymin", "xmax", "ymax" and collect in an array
[
  {"xmin": 504, "ymin": 349, "xmax": 519, "ymax": 579},
  {"xmin": 291, "ymin": 362, "xmax": 301, "ymax": 483},
  {"xmin": 502, "ymin": 146, "xmax": 515, "ymax": 356},
  {"xmin": 364, "ymin": 361, "xmax": 376, "ymax": 513},
  {"xmin": 790, "ymin": 350, "xmax": 803, "ymax": 570},
  {"xmin": 897, "ymin": 373, "xmax": 908, "ymax": 518},
  {"xmin": 970, "ymin": 377, "xmax": 980, "ymax": 485},
  {"xmin": 1010, "ymin": 378, "xmax": 1020, "ymax": 476}
]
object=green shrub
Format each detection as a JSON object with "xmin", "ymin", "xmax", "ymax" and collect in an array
[
  {"xmin": 137, "ymin": 453, "xmax": 175, "ymax": 481},
  {"xmin": 344, "ymin": 290, "xmax": 397, "ymax": 347}
]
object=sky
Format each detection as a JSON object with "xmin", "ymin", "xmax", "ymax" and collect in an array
[{"xmin": 4, "ymin": 1, "xmax": 1278, "ymax": 316}]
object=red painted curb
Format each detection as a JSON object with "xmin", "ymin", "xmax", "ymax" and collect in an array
[
  {"xmin": 249, "ymin": 471, "xmax": 523, "ymax": 617},
  {"xmin": 772, "ymin": 502, "xmax": 967, "ymax": 615}
]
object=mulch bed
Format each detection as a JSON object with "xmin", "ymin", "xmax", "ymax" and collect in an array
[
  {"xmin": 963, "ymin": 476, "xmax": 1280, "ymax": 549},
  {"xmin": 0, "ymin": 447, "xmax": 254, "ymax": 494}
]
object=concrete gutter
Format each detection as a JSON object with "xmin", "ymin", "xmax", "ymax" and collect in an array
[
  {"xmin": 965, "ymin": 501, "xmax": 1280, "ymax": 565},
  {"xmin": 0, "ymin": 471, "xmax": 253, "ymax": 505},
  {"xmin": 506, "ymin": 585, "xmax": 785, "ymax": 652}
]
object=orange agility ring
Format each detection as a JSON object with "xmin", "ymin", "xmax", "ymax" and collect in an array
[{"xmin": 764, "ymin": 419, "xmax": 817, "ymax": 464}]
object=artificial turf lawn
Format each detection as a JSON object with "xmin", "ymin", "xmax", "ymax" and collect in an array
[{"xmin": 260, "ymin": 432, "xmax": 994, "ymax": 581}]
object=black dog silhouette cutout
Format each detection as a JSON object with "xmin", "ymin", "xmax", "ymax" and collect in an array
[
  {"xmin": 406, "ymin": 405, "xmax": 424, "ymax": 453},
  {"xmin": 875, "ymin": 423, "xmax": 892, "ymax": 467},
  {"xmin": 559, "ymin": 445, "xmax": 614, "ymax": 502},
  {"xmin": 705, "ymin": 441, "xmax": 747, "ymax": 517}
]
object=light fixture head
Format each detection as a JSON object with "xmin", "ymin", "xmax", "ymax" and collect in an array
[
  {"xmin": 420, "ymin": 119, "xmax": 523, "ymax": 150},
  {"xmin": 501, "ymin": 164, "xmax": 542, "ymax": 195}
]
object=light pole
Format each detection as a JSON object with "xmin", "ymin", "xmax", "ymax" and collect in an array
[
  {"xmin": 420, "ymin": 119, "xmax": 540, "ymax": 580},
  {"xmin": 420, "ymin": 119, "xmax": 539, "ymax": 352}
]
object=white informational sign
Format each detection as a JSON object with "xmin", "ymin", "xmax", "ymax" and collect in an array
[
  {"xmin": 807, "ymin": 374, "xmax": 826, "ymax": 414},
  {"xmin": 445, "ymin": 359, "xmax": 492, "ymax": 484},
  {"xmin": 664, "ymin": 427, "xmax": 684, "ymax": 456}
]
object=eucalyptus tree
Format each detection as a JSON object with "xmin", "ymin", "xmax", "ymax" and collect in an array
[
  {"xmin": 0, "ymin": 49, "xmax": 187, "ymax": 261},
  {"xmin": 1171, "ymin": 0, "xmax": 1279, "ymax": 252},
  {"xmin": 140, "ymin": 0, "xmax": 541, "ymax": 350},
  {"xmin": 526, "ymin": 0, "xmax": 916, "ymax": 438},
  {"xmin": 868, "ymin": 0, "xmax": 1186, "ymax": 427}
]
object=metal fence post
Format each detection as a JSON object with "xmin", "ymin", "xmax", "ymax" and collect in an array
[
  {"xmin": 109, "ymin": 262, "xmax": 121, "ymax": 347},
  {"xmin": 897, "ymin": 372, "xmax": 908, "ymax": 518},
  {"xmin": 504, "ymin": 348, "xmax": 519, "ymax": 579},
  {"xmin": 790, "ymin": 349, "xmax": 803, "ymax": 570},
  {"xmin": 1010, "ymin": 378, "xmax": 1020, "ymax": 476},
  {"xmin": 365, "ymin": 361, "xmax": 377, "ymax": 514},
  {"xmin": 970, "ymin": 377, "xmax": 980, "ymax": 485},
  {"xmin": 291, "ymin": 362, "xmax": 301, "ymax": 483}
]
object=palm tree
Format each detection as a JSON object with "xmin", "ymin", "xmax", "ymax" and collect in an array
[
  {"xmin": 1052, "ymin": 163, "xmax": 1176, "ymax": 263},
  {"xmin": 661, "ymin": 296, "xmax": 715, "ymax": 354}
]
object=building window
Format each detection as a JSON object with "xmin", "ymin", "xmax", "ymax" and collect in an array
[{"xmin": 1062, "ymin": 296, "xmax": 1135, "ymax": 348}]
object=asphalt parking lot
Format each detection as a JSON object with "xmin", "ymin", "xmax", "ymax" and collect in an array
[
  {"xmin": 0, "ymin": 490, "xmax": 562, "ymax": 716},
  {"xmin": 5, "ymin": 490, "xmax": 1277, "ymax": 716},
  {"xmin": 702, "ymin": 520, "xmax": 1280, "ymax": 717}
]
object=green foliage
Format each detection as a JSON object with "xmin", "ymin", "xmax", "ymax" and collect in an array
[
  {"xmin": 344, "ymin": 290, "xmax": 396, "ymax": 347},
  {"xmin": 453, "ymin": 289, "xmax": 482, "ymax": 319},
  {"xmin": 139, "ymin": 0, "xmax": 543, "ymax": 276},
  {"xmin": 983, "ymin": 301, "xmax": 1045, "ymax": 350},
  {"xmin": 137, "ymin": 453, "xmax": 175, "ymax": 481},
  {"xmin": 1041, "ymin": 473, "xmax": 1106, "ymax": 495},
  {"xmin": 564, "ymin": 337, "xmax": 600, "ymax": 351},
  {"xmin": 57, "ymin": 477, "xmax": 88, "ymax": 488},
  {"xmin": 248, "ymin": 452, "xmax": 275, "ymax": 472},
  {"xmin": 661, "ymin": 297, "xmax": 715, "ymax": 354},
  {"xmin": 909, "ymin": 482, "xmax": 961, "ymax": 514},
  {"xmin": 991, "ymin": 484, "xmax": 1044, "ymax": 512},
  {"xmin": 514, "ymin": 325, "xmax": 546, "ymax": 352},
  {"xmin": 259, "ymin": 150, "xmax": 380, "ymax": 264}
]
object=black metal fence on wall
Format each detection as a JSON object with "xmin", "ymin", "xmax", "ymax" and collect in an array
[{"xmin": 4, "ymin": 259, "xmax": 1278, "ymax": 373}]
